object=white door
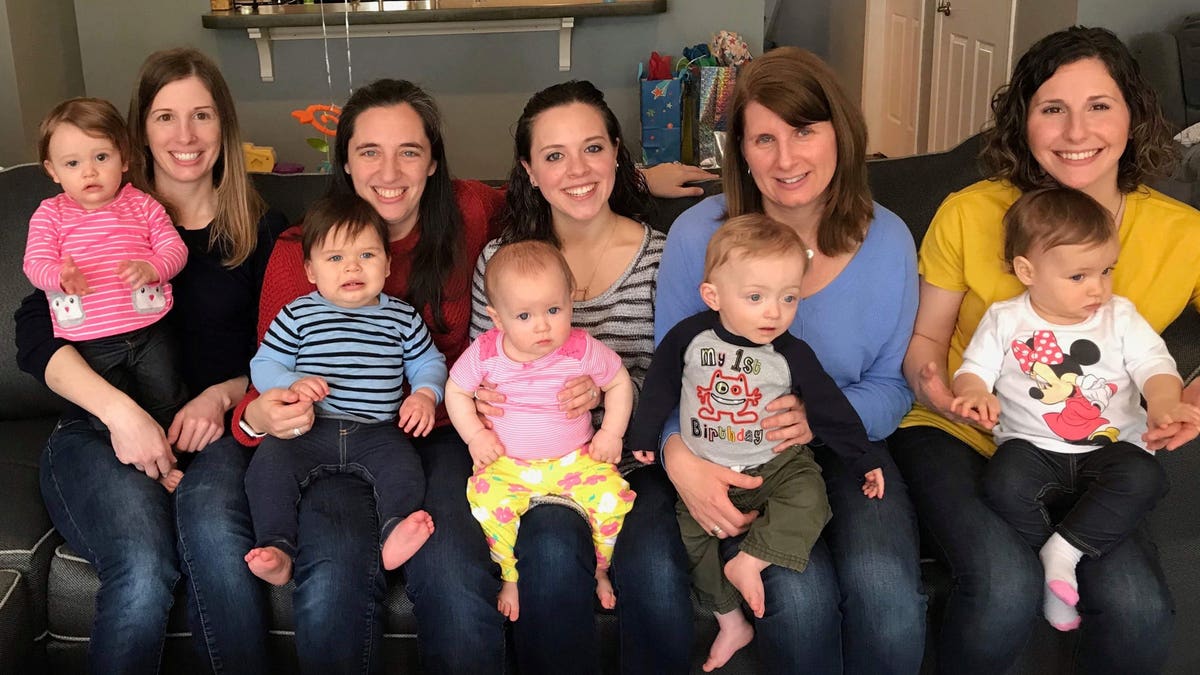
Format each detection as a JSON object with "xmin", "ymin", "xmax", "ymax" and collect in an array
[
  {"xmin": 927, "ymin": 0, "xmax": 1016, "ymax": 152},
  {"xmin": 862, "ymin": 0, "xmax": 924, "ymax": 158}
]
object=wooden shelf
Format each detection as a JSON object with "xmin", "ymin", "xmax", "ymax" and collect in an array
[{"xmin": 202, "ymin": 0, "xmax": 667, "ymax": 81}]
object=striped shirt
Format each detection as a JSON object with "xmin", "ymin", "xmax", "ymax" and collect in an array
[
  {"xmin": 250, "ymin": 291, "xmax": 447, "ymax": 423},
  {"xmin": 23, "ymin": 184, "xmax": 186, "ymax": 341},
  {"xmin": 449, "ymin": 328, "xmax": 624, "ymax": 460}
]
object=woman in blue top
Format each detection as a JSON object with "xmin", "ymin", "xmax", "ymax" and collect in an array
[{"xmin": 656, "ymin": 46, "xmax": 924, "ymax": 673}]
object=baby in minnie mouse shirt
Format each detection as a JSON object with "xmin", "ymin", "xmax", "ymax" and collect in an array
[{"xmin": 951, "ymin": 188, "xmax": 1200, "ymax": 633}]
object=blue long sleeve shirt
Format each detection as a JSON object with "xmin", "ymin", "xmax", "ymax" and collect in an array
[
  {"xmin": 654, "ymin": 195, "xmax": 918, "ymax": 445},
  {"xmin": 251, "ymin": 291, "xmax": 447, "ymax": 423}
]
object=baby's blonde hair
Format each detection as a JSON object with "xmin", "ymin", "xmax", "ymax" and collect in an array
[
  {"xmin": 484, "ymin": 240, "xmax": 575, "ymax": 305},
  {"xmin": 704, "ymin": 214, "xmax": 811, "ymax": 282}
]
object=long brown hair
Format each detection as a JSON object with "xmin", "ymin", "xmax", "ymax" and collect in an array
[
  {"xmin": 722, "ymin": 46, "xmax": 873, "ymax": 256},
  {"xmin": 128, "ymin": 48, "xmax": 266, "ymax": 267}
]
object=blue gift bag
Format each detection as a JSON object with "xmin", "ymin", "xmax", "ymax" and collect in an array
[{"xmin": 640, "ymin": 65, "xmax": 683, "ymax": 166}]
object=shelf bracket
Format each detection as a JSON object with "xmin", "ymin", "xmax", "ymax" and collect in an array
[{"xmin": 245, "ymin": 17, "xmax": 576, "ymax": 82}]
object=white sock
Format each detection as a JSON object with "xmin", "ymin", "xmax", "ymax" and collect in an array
[
  {"xmin": 1043, "ymin": 588, "xmax": 1081, "ymax": 631},
  {"xmin": 1040, "ymin": 532, "xmax": 1085, "ymax": 606}
]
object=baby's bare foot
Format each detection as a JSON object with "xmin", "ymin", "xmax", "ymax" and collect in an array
[
  {"xmin": 595, "ymin": 567, "xmax": 616, "ymax": 610},
  {"xmin": 498, "ymin": 581, "xmax": 519, "ymax": 621},
  {"xmin": 158, "ymin": 469, "xmax": 184, "ymax": 493},
  {"xmin": 245, "ymin": 546, "xmax": 293, "ymax": 586},
  {"xmin": 702, "ymin": 609, "xmax": 754, "ymax": 672},
  {"xmin": 724, "ymin": 552, "xmax": 769, "ymax": 618},
  {"xmin": 381, "ymin": 510, "xmax": 435, "ymax": 570}
]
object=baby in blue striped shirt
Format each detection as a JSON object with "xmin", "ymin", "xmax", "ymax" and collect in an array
[{"xmin": 243, "ymin": 194, "xmax": 446, "ymax": 586}]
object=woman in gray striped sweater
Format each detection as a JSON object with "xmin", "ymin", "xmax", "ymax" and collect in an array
[{"xmin": 466, "ymin": 80, "xmax": 693, "ymax": 674}]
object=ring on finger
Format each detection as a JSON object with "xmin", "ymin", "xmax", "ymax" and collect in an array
[
  {"xmin": 590, "ymin": 388, "xmax": 598, "ymax": 400},
  {"xmin": 710, "ymin": 525, "xmax": 723, "ymax": 536},
  {"xmin": 292, "ymin": 426, "xmax": 303, "ymax": 438}
]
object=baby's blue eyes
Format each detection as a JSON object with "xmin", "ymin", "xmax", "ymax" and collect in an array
[
  {"xmin": 748, "ymin": 293, "xmax": 762, "ymax": 302},
  {"xmin": 517, "ymin": 312, "xmax": 530, "ymax": 321},
  {"xmin": 548, "ymin": 307, "xmax": 560, "ymax": 315}
]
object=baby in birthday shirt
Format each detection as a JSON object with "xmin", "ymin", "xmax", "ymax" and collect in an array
[
  {"xmin": 444, "ymin": 240, "xmax": 635, "ymax": 622},
  {"xmin": 630, "ymin": 214, "xmax": 885, "ymax": 671}
]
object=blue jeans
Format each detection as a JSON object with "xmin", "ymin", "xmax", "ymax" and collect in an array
[
  {"xmin": 984, "ymin": 439, "xmax": 1168, "ymax": 556},
  {"xmin": 290, "ymin": 471, "xmax": 387, "ymax": 674},
  {"xmin": 404, "ymin": 427, "xmax": 505, "ymax": 674},
  {"xmin": 40, "ymin": 420, "xmax": 270, "ymax": 675},
  {"xmin": 513, "ymin": 464, "xmax": 695, "ymax": 675},
  {"xmin": 175, "ymin": 436, "xmax": 271, "ymax": 674},
  {"xmin": 76, "ymin": 322, "xmax": 187, "ymax": 431},
  {"xmin": 718, "ymin": 443, "xmax": 924, "ymax": 674},
  {"xmin": 245, "ymin": 418, "xmax": 424, "ymax": 558},
  {"xmin": 891, "ymin": 425, "xmax": 1173, "ymax": 674}
]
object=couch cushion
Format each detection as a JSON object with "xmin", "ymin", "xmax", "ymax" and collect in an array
[
  {"xmin": 0, "ymin": 569, "xmax": 33, "ymax": 674},
  {"xmin": 0, "ymin": 165, "xmax": 67, "ymax": 422},
  {"xmin": 0, "ymin": 416, "xmax": 58, "ymax": 640}
]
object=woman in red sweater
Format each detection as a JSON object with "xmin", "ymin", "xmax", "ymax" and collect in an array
[{"xmin": 232, "ymin": 78, "xmax": 710, "ymax": 672}]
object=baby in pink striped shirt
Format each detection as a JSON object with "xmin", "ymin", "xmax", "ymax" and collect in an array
[
  {"xmin": 23, "ymin": 98, "xmax": 187, "ymax": 491},
  {"xmin": 445, "ymin": 240, "xmax": 636, "ymax": 622}
]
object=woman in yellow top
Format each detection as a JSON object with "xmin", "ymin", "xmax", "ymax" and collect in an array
[{"xmin": 891, "ymin": 26, "xmax": 1200, "ymax": 674}]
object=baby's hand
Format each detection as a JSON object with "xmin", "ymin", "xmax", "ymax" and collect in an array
[
  {"xmin": 861, "ymin": 468, "xmax": 885, "ymax": 499},
  {"xmin": 289, "ymin": 376, "xmax": 329, "ymax": 403},
  {"xmin": 468, "ymin": 429, "xmax": 505, "ymax": 468},
  {"xmin": 1148, "ymin": 401, "xmax": 1200, "ymax": 430},
  {"xmin": 633, "ymin": 450, "xmax": 656, "ymax": 464},
  {"xmin": 60, "ymin": 256, "xmax": 91, "ymax": 295},
  {"xmin": 116, "ymin": 260, "xmax": 159, "ymax": 289},
  {"xmin": 950, "ymin": 391, "xmax": 1000, "ymax": 429},
  {"xmin": 589, "ymin": 429, "xmax": 622, "ymax": 464},
  {"xmin": 399, "ymin": 389, "xmax": 437, "ymax": 437}
]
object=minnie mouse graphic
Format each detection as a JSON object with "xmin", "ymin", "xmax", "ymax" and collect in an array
[{"xmin": 1012, "ymin": 330, "xmax": 1121, "ymax": 444}]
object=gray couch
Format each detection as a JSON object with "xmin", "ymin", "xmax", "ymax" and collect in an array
[
  {"xmin": 1131, "ymin": 13, "xmax": 1200, "ymax": 133},
  {"xmin": 2, "ymin": 134, "xmax": 1199, "ymax": 674}
]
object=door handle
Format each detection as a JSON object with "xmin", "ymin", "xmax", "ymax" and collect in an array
[{"xmin": 936, "ymin": 1, "xmax": 951, "ymax": 16}]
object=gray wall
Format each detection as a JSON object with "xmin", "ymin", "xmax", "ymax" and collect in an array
[
  {"xmin": 768, "ymin": 0, "xmax": 830, "ymax": 58},
  {"xmin": 1014, "ymin": 0, "xmax": 1078, "ymax": 59},
  {"xmin": 1077, "ymin": 0, "xmax": 1197, "ymax": 38},
  {"xmin": 0, "ymin": 0, "xmax": 84, "ymax": 167},
  {"xmin": 73, "ymin": 0, "xmax": 763, "ymax": 179}
]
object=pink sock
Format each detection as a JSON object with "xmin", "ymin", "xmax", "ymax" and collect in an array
[{"xmin": 1040, "ymin": 533, "xmax": 1084, "ymax": 606}]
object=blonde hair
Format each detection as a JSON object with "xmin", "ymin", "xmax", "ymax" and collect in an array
[
  {"xmin": 484, "ymin": 240, "xmax": 575, "ymax": 305},
  {"xmin": 127, "ymin": 48, "xmax": 266, "ymax": 268},
  {"xmin": 704, "ymin": 214, "xmax": 811, "ymax": 281}
]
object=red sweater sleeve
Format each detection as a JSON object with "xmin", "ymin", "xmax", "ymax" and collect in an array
[{"xmin": 232, "ymin": 228, "xmax": 313, "ymax": 446}]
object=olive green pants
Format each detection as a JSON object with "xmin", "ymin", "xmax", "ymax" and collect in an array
[{"xmin": 676, "ymin": 445, "xmax": 831, "ymax": 613}]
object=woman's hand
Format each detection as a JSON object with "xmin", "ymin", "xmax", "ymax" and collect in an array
[
  {"xmin": 168, "ymin": 388, "xmax": 226, "ymax": 452},
  {"xmin": 1144, "ymin": 379, "xmax": 1200, "ymax": 451},
  {"xmin": 106, "ymin": 399, "xmax": 176, "ymax": 481},
  {"xmin": 244, "ymin": 387, "xmax": 316, "ymax": 440},
  {"xmin": 914, "ymin": 361, "xmax": 977, "ymax": 424},
  {"xmin": 641, "ymin": 162, "xmax": 718, "ymax": 198},
  {"xmin": 761, "ymin": 394, "xmax": 813, "ymax": 452},
  {"xmin": 558, "ymin": 374, "xmax": 601, "ymax": 419},
  {"xmin": 662, "ymin": 434, "xmax": 761, "ymax": 538},
  {"xmin": 473, "ymin": 377, "xmax": 505, "ymax": 427}
]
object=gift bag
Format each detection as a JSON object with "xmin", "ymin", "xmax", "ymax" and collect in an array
[
  {"xmin": 639, "ymin": 56, "xmax": 684, "ymax": 166},
  {"xmin": 697, "ymin": 65, "xmax": 736, "ymax": 167}
]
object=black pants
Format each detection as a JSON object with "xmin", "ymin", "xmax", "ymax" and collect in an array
[
  {"xmin": 982, "ymin": 438, "xmax": 1168, "ymax": 557},
  {"xmin": 76, "ymin": 321, "xmax": 187, "ymax": 431},
  {"xmin": 244, "ymin": 417, "xmax": 425, "ymax": 558}
]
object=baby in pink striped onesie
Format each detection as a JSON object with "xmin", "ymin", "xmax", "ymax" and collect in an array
[
  {"xmin": 23, "ymin": 98, "xmax": 187, "ymax": 491},
  {"xmin": 445, "ymin": 240, "xmax": 636, "ymax": 622}
]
